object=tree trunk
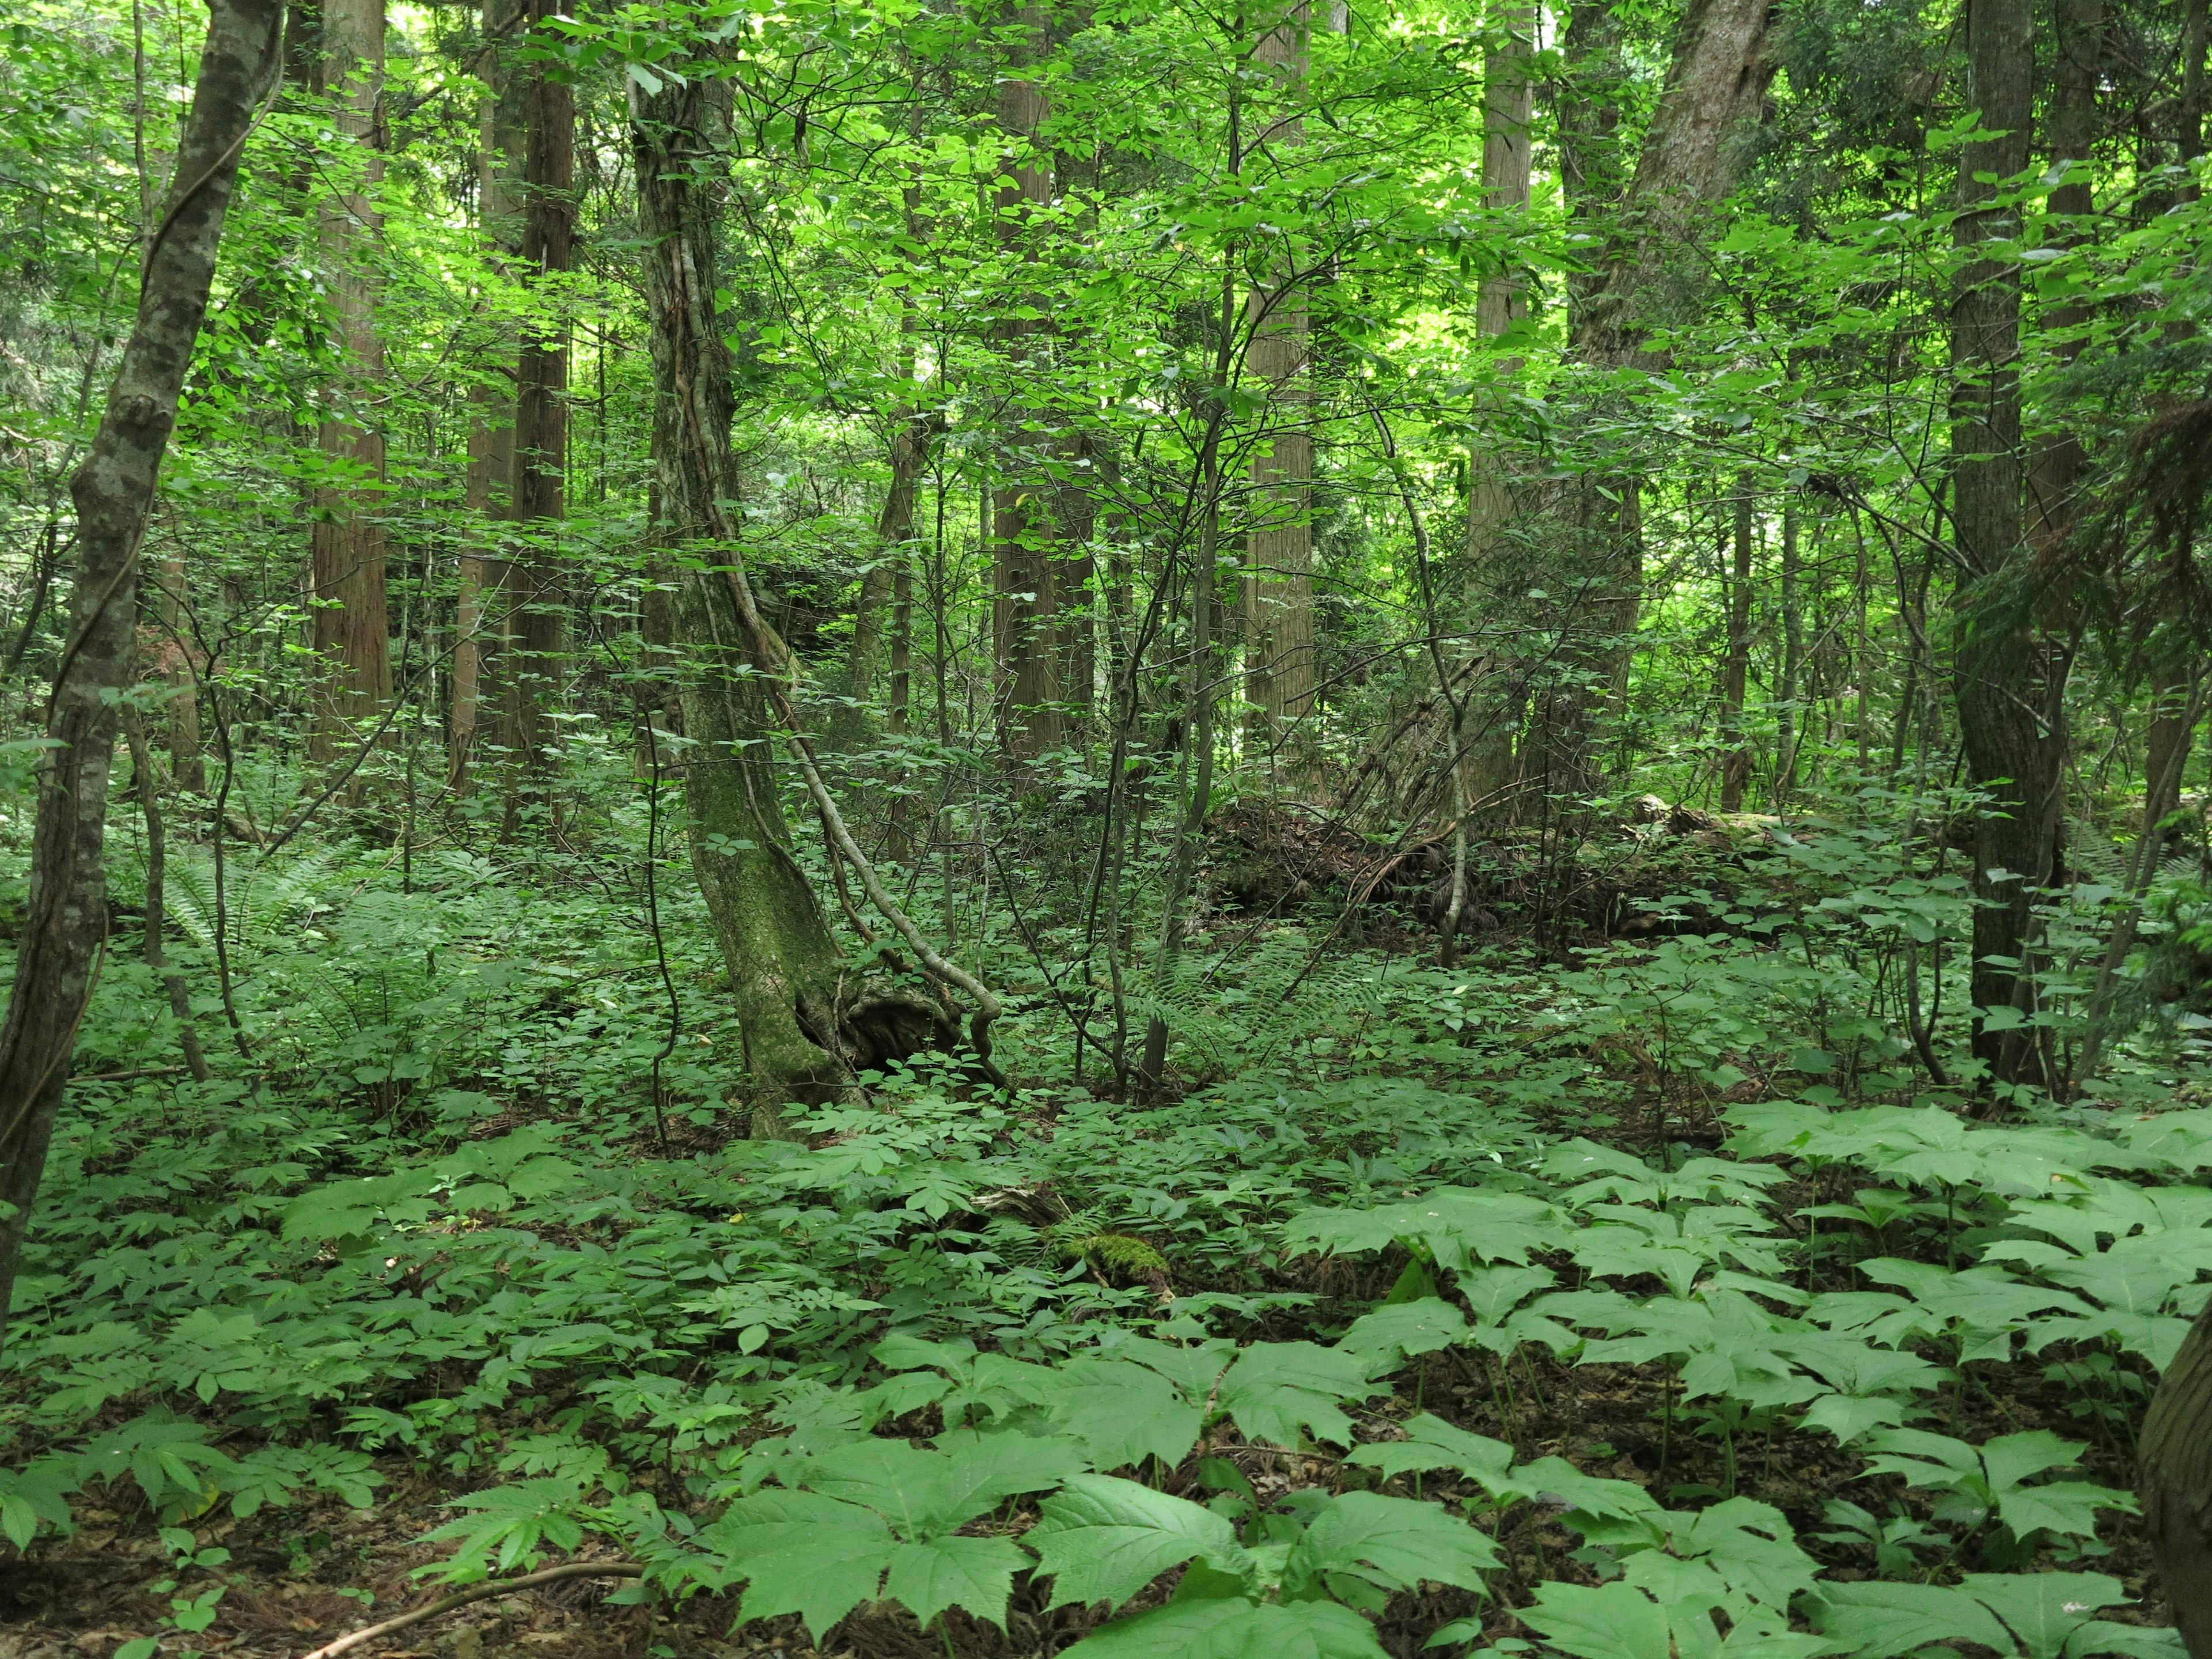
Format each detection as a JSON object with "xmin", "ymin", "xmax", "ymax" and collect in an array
[
  {"xmin": 992, "ymin": 14, "xmax": 1062, "ymax": 763},
  {"xmin": 1948, "ymin": 0, "xmax": 2055, "ymax": 1092},
  {"xmin": 500, "ymin": 0, "xmax": 573, "ymax": 820},
  {"xmin": 1776, "ymin": 499, "xmax": 1802, "ymax": 801},
  {"xmin": 306, "ymin": 0, "xmax": 391, "ymax": 767},
  {"xmin": 631, "ymin": 71, "xmax": 948, "ymax": 1134},
  {"xmin": 1719, "ymin": 480, "xmax": 1753, "ymax": 810},
  {"xmin": 1243, "ymin": 2, "xmax": 1317, "ymax": 792},
  {"xmin": 1533, "ymin": 0, "xmax": 1777, "ymax": 796},
  {"xmin": 0, "ymin": 0, "xmax": 281, "ymax": 1347},
  {"xmin": 1460, "ymin": 0, "xmax": 1536, "ymax": 812},
  {"xmin": 2141, "ymin": 1296, "xmax": 2212, "ymax": 1657}
]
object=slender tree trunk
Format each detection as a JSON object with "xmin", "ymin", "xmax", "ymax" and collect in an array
[
  {"xmin": 992, "ymin": 12, "xmax": 1062, "ymax": 763},
  {"xmin": 153, "ymin": 544, "xmax": 205, "ymax": 793},
  {"xmin": 1243, "ymin": 2, "xmax": 1317, "ymax": 793},
  {"xmin": 125, "ymin": 715, "xmax": 210, "ymax": 1083},
  {"xmin": 1461, "ymin": 0, "xmax": 1535, "ymax": 809},
  {"xmin": 306, "ymin": 0, "xmax": 391, "ymax": 766},
  {"xmin": 1533, "ymin": 0, "xmax": 1777, "ymax": 796},
  {"xmin": 0, "ymin": 0, "xmax": 281, "ymax": 1347},
  {"xmin": 1948, "ymin": 0, "xmax": 2056, "ymax": 1093},
  {"xmin": 453, "ymin": 0, "xmax": 525, "ymax": 789},
  {"xmin": 500, "ymin": 0, "xmax": 573, "ymax": 822},
  {"xmin": 1719, "ymin": 480, "xmax": 1753, "ymax": 810},
  {"xmin": 1777, "ymin": 500, "xmax": 1803, "ymax": 801}
]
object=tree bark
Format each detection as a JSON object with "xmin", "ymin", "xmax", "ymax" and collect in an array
[
  {"xmin": 2141, "ymin": 1296, "xmax": 2212, "ymax": 1657},
  {"xmin": 1532, "ymin": 0, "xmax": 1777, "ymax": 796},
  {"xmin": 1948, "ymin": 0, "xmax": 2055, "ymax": 1092},
  {"xmin": 499, "ymin": 0, "xmax": 573, "ymax": 819},
  {"xmin": 1243, "ymin": 2, "xmax": 1317, "ymax": 792},
  {"xmin": 631, "ymin": 71, "xmax": 948, "ymax": 1134},
  {"xmin": 306, "ymin": 0, "xmax": 391, "ymax": 767},
  {"xmin": 992, "ymin": 12, "xmax": 1062, "ymax": 763},
  {"xmin": 1719, "ymin": 480, "xmax": 1753, "ymax": 810},
  {"xmin": 0, "ymin": 0, "xmax": 281, "ymax": 1347}
]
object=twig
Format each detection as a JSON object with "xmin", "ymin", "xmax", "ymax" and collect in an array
[
  {"xmin": 294, "ymin": 1562, "xmax": 645, "ymax": 1659},
  {"xmin": 74, "ymin": 1065, "xmax": 186, "ymax": 1083}
]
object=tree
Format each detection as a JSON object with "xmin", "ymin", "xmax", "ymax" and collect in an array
[
  {"xmin": 631, "ymin": 62, "xmax": 959, "ymax": 1134},
  {"xmin": 0, "ymin": 0, "xmax": 283, "ymax": 1344},
  {"xmin": 306, "ymin": 0, "xmax": 393, "ymax": 767},
  {"xmin": 1946, "ymin": 0, "xmax": 2052, "ymax": 1092}
]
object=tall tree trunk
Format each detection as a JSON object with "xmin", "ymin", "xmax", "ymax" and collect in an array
[
  {"xmin": 1532, "ymin": 0, "xmax": 1776, "ymax": 796},
  {"xmin": 500, "ymin": 0, "xmax": 573, "ymax": 821},
  {"xmin": 1719, "ymin": 480, "xmax": 1753, "ymax": 810},
  {"xmin": 306, "ymin": 0, "xmax": 391, "ymax": 766},
  {"xmin": 1462, "ymin": 0, "xmax": 1535, "ymax": 809},
  {"xmin": 2141, "ymin": 1297, "xmax": 2212, "ymax": 1657},
  {"xmin": 1776, "ymin": 499, "xmax": 1803, "ymax": 801},
  {"xmin": 631, "ymin": 73, "xmax": 954, "ymax": 1134},
  {"xmin": 153, "ymin": 543, "xmax": 205, "ymax": 792},
  {"xmin": 1948, "ymin": 0, "xmax": 2055, "ymax": 1092},
  {"xmin": 453, "ymin": 0, "xmax": 525, "ymax": 789},
  {"xmin": 992, "ymin": 12, "xmax": 1062, "ymax": 763},
  {"xmin": 1243, "ymin": 2, "xmax": 1317, "ymax": 792},
  {"xmin": 0, "ymin": 0, "xmax": 281, "ymax": 1347}
]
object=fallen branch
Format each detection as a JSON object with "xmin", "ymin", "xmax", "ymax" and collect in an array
[{"xmin": 296, "ymin": 1562, "xmax": 645, "ymax": 1659}]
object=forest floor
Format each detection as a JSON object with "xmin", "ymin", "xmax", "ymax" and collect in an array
[{"xmin": 0, "ymin": 810, "xmax": 2194, "ymax": 1659}]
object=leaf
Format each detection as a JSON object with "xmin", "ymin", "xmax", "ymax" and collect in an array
[
  {"xmin": 1960, "ymin": 1574, "xmax": 2129, "ymax": 1659},
  {"xmin": 1046, "ymin": 1359, "xmax": 1206, "ymax": 1469},
  {"xmin": 2064, "ymin": 1624, "xmax": 2188, "ymax": 1659},
  {"xmin": 796, "ymin": 1431, "xmax": 1084, "ymax": 1539},
  {"xmin": 1336, "ymin": 1300, "xmax": 1469, "ymax": 1365},
  {"xmin": 1994, "ymin": 1479, "xmax": 2134, "ymax": 1540},
  {"xmin": 883, "ymin": 1534, "xmax": 1028, "ymax": 1629},
  {"xmin": 1218, "ymin": 1342, "xmax": 1380, "ymax": 1448},
  {"xmin": 1287, "ymin": 1490, "xmax": 1498, "ymax": 1593},
  {"xmin": 699, "ymin": 1489, "xmax": 893, "ymax": 1638},
  {"xmin": 1798, "ymin": 1393, "xmax": 1903, "ymax": 1445},
  {"xmin": 1028, "ymin": 1473, "xmax": 1248, "ymax": 1611},
  {"xmin": 1520, "ymin": 1580, "xmax": 1674, "ymax": 1659},
  {"xmin": 1809, "ymin": 1582, "xmax": 2020, "ymax": 1658},
  {"xmin": 1059, "ymin": 1597, "xmax": 1389, "ymax": 1659},
  {"xmin": 1344, "ymin": 1414, "xmax": 1514, "ymax": 1483}
]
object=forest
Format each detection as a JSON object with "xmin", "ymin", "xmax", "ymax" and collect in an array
[{"xmin": 2, "ymin": 0, "xmax": 2212, "ymax": 1652}]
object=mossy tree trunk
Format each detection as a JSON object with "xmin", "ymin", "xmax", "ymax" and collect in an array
[{"xmin": 630, "ymin": 70, "xmax": 949, "ymax": 1134}]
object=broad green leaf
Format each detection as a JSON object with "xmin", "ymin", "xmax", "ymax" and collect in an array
[
  {"xmin": 1809, "ymin": 1582, "xmax": 2020, "ymax": 1658},
  {"xmin": 883, "ymin": 1534, "xmax": 1028, "ymax": 1629},
  {"xmin": 1520, "ymin": 1580, "xmax": 1674, "ymax": 1659},
  {"xmin": 1060, "ymin": 1596, "xmax": 1389, "ymax": 1659},
  {"xmin": 1344, "ymin": 1414, "xmax": 1513, "ymax": 1483},
  {"xmin": 1028, "ymin": 1472, "xmax": 1247, "ymax": 1611},
  {"xmin": 1046, "ymin": 1359, "xmax": 1206, "ymax": 1469},
  {"xmin": 1797, "ymin": 1393, "xmax": 1903, "ymax": 1444},
  {"xmin": 1218, "ymin": 1342, "xmax": 1379, "ymax": 1449},
  {"xmin": 1287, "ymin": 1490, "xmax": 1497, "ymax": 1593},
  {"xmin": 796, "ymin": 1431, "xmax": 1084, "ymax": 1539},
  {"xmin": 1994, "ymin": 1479, "xmax": 2133, "ymax": 1540},
  {"xmin": 1336, "ymin": 1299, "xmax": 1468, "ymax": 1364},
  {"xmin": 1960, "ymin": 1574, "xmax": 2128, "ymax": 1659}
]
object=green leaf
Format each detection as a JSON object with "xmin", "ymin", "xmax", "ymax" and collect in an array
[
  {"xmin": 1345, "ymin": 1414, "xmax": 1514, "ymax": 1483},
  {"xmin": 1960, "ymin": 1574, "xmax": 2128, "ymax": 1659},
  {"xmin": 1060, "ymin": 1597, "xmax": 1389, "ymax": 1659},
  {"xmin": 796, "ymin": 1431, "xmax": 1084, "ymax": 1539},
  {"xmin": 1336, "ymin": 1300, "xmax": 1470, "ymax": 1365},
  {"xmin": 883, "ymin": 1534, "xmax": 1028, "ymax": 1629},
  {"xmin": 1809, "ymin": 1582, "xmax": 2020, "ymax": 1658},
  {"xmin": 1287, "ymin": 1491, "xmax": 1498, "ymax": 1593},
  {"xmin": 1520, "ymin": 1580, "xmax": 1673, "ymax": 1659},
  {"xmin": 1046, "ymin": 1359, "xmax": 1207, "ymax": 1469},
  {"xmin": 1797, "ymin": 1394, "xmax": 1903, "ymax": 1445},
  {"xmin": 1028, "ymin": 1473, "xmax": 1248, "ymax": 1611},
  {"xmin": 1218, "ymin": 1343, "xmax": 1380, "ymax": 1449},
  {"xmin": 700, "ymin": 1489, "xmax": 894, "ymax": 1637}
]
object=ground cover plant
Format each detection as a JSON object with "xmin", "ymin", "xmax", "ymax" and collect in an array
[{"xmin": 6, "ymin": 0, "xmax": 2212, "ymax": 1652}]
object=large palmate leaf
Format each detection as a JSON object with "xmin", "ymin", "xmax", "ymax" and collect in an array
[
  {"xmin": 1059, "ymin": 1596, "xmax": 1389, "ymax": 1659},
  {"xmin": 792, "ymin": 1430, "xmax": 1086, "ymax": 1539},
  {"xmin": 1044, "ymin": 1359, "xmax": 1206, "ymax": 1469},
  {"xmin": 1286, "ymin": 1490, "xmax": 1498, "ymax": 1595},
  {"xmin": 1217, "ymin": 1342, "xmax": 1381, "ymax": 1448},
  {"xmin": 1027, "ymin": 1472, "xmax": 1249, "ymax": 1611}
]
